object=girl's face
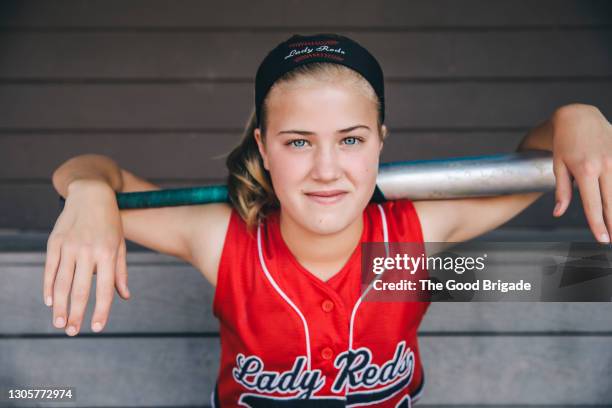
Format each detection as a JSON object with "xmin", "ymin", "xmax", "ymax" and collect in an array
[{"xmin": 254, "ymin": 81, "xmax": 386, "ymax": 236}]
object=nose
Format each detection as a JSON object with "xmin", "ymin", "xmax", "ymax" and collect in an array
[{"xmin": 310, "ymin": 144, "xmax": 342, "ymax": 182}]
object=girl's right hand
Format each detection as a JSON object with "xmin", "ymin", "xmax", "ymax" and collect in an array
[{"xmin": 43, "ymin": 179, "xmax": 131, "ymax": 336}]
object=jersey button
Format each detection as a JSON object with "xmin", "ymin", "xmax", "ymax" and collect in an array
[
  {"xmin": 321, "ymin": 347, "xmax": 334, "ymax": 360},
  {"xmin": 321, "ymin": 299, "xmax": 334, "ymax": 312}
]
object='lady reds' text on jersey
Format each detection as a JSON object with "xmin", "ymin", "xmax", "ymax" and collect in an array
[{"xmin": 212, "ymin": 199, "xmax": 430, "ymax": 407}]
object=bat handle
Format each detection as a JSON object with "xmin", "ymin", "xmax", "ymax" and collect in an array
[{"xmin": 58, "ymin": 184, "xmax": 230, "ymax": 210}]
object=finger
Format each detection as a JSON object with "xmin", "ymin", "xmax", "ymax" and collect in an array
[
  {"xmin": 43, "ymin": 235, "xmax": 61, "ymax": 307},
  {"xmin": 575, "ymin": 170, "xmax": 610, "ymax": 243},
  {"xmin": 65, "ymin": 252, "xmax": 94, "ymax": 336},
  {"xmin": 600, "ymin": 173, "xmax": 612, "ymax": 242},
  {"xmin": 553, "ymin": 159, "xmax": 573, "ymax": 217},
  {"xmin": 114, "ymin": 239, "xmax": 131, "ymax": 300},
  {"xmin": 91, "ymin": 256, "xmax": 116, "ymax": 333},
  {"xmin": 52, "ymin": 246, "xmax": 76, "ymax": 329}
]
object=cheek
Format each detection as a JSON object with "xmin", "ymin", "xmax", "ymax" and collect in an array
[
  {"xmin": 349, "ymin": 150, "xmax": 379, "ymax": 182},
  {"xmin": 267, "ymin": 152, "xmax": 308, "ymax": 193}
]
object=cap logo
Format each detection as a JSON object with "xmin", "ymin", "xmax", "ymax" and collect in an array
[{"xmin": 284, "ymin": 45, "xmax": 347, "ymax": 62}]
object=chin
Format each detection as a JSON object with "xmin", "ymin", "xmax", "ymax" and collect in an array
[
  {"xmin": 308, "ymin": 217, "xmax": 347, "ymax": 235},
  {"xmin": 301, "ymin": 207, "xmax": 358, "ymax": 236}
]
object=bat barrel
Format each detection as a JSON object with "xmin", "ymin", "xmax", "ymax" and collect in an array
[{"xmin": 376, "ymin": 151, "xmax": 554, "ymax": 200}]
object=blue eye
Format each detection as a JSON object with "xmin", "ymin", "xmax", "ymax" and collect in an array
[
  {"xmin": 288, "ymin": 139, "xmax": 308, "ymax": 148},
  {"xmin": 343, "ymin": 137, "xmax": 362, "ymax": 145}
]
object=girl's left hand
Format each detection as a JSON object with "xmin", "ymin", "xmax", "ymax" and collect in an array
[{"xmin": 551, "ymin": 104, "xmax": 612, "ymax": 243}]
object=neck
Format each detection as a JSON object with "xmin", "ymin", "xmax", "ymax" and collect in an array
[{"xmin": 279, "ymin": 210, "xmax": 363, "ymax": 268}]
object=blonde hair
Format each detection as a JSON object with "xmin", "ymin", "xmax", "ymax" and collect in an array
[{"xmin": 225, "ymin": 62, "xmax": 385, "ymax": 232}]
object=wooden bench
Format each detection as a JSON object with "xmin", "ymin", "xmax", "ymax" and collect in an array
[{"xmin": 1, "ymin": 228, "xmax": 611, "ymax": 407}]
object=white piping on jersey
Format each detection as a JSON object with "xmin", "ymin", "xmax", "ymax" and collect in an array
[
  {"xmin": 348, "ymin": 204, "xmax": 389, "ymax": 351},
  {"xmin": 257, "ymin": 222, "xmax": 313, "ymax": 371},
  {"xmin": 255, "ymin": 204, "xmax": 389, "ymax": 382},
  {"xmin": 345, "ymin": 203, "xmax": 390, "ymax": 397}
]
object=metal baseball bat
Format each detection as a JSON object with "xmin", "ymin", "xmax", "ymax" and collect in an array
[{"xmin": 58, "ymin": 151, "xmax": 555, "ymax": 209}]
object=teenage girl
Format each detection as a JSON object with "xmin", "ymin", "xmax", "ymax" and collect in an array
[{"xmin": 44, "ymin": 33, "xmax": 611, "ymax": 406}]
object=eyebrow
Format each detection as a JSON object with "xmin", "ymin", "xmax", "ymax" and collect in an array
[{"xmin": 276, "ymin": 125, "xmax": 371, "ymax": 136}]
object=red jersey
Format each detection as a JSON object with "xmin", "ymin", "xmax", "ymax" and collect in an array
[{"xmin": 212, "ymin": 199, "xmax": 430, "ymax": 407}]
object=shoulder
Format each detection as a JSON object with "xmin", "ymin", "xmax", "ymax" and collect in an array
[
  {"xmin": 191, "ymin": 202, "xmax": 234, "ymax": 235},
  {"xmin": 186, "ymin": 202, "xmax": 234, "ymax": 286}
]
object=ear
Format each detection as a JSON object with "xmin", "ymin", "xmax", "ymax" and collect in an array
[
  {"xmin": 379, "ymin": 124, "xmax": 388, "ymax": 153},
  {"xmin": 254, "ymin": 128, "xmax": 270, "ymax": 171}
]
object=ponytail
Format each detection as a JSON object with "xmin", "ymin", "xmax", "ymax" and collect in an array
[{"xmin": 225, "ymin": 109, "xmax": 279, "ymax": 232}]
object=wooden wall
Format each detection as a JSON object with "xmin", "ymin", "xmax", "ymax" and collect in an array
[
  {"xmin": 1, "ymin": 1, "xmax": 611, "ymax": 407},
  {"xmin": 0, "ymin": 0, "xmax": 611, "ymax": 231}
]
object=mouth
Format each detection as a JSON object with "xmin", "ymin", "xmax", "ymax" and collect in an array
[{"xmin": 304, "ymin": 190, "xmax": 348, "ymax": 205}]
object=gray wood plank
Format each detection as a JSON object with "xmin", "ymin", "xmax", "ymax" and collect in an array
[
  {"xmin": 0, "ymin": 261, "xmax": 219, "ymax": 334},
  {"xmin": 0, "ymin": 337, "xmax": 220, "ymax": 407},
  {"xmin": 1, "ymin": 337, "xmax": 611, "ymax": 406},
  {"xmin": 0, "ymin": 131, "xmax": 527, "ymax": 179},
  {"xmin": 0, "ymin": 82, "xmax": 610, "ymax": 129},
  {"xmin": 418, "ymin": 337, "xmax": 612, "ymax": 405},
  {"xmin": 0, "ymin": 30, "xmax": 610, "ymax": 79},
  {"xmin": 1, "ymin": 0, "xmax": 610, "ymax": 28},
  {"xmin": 2, "ymin": 253, "xmax": 611, "ymax": 335},
  {"xmin": 0, "ymin": 185, "xmax": 589, "ymax": 230}
]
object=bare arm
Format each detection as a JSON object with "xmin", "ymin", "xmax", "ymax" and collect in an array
[
  {"xmin": 413, "ymin": 114, "xmax": 554, "ymax": 244},
  {"xmin": 51, "ymin": 154, "xmax": 222, "ymax": 264},
  {"xmin": 415, "ymin": 103, "xmax": 612, "ymax": 244},
  {"xmin": 47, "ymin": 154, "xmax": 230, "ymax": 337},
  {"xmin": 52, "ymin": 154, "xmax": 124, "ymax": 198},
  {"xmin": 113, "ymin": 168, "xmax": 231, "ymax": 285}
]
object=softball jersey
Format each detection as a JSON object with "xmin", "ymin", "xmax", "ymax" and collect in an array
[{"xmin": 212, "ymin": 199, "xmax": 430, "ymax": 407}]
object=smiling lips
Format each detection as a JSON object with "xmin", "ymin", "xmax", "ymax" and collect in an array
[{"xmin": 304, "ymin": 190, "xmax": 348, "ymax": 204}]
